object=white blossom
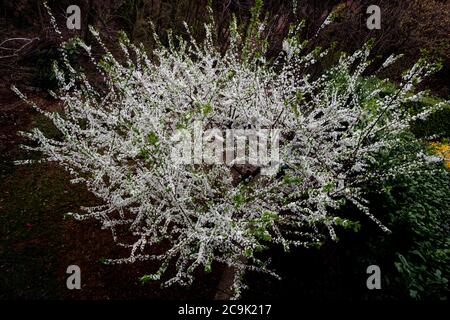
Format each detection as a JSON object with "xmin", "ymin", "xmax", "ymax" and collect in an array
[{"xmin": 12, "ymin": 9, "xmax": 447, "ymax": 298}]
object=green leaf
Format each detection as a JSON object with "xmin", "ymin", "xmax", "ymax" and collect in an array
[
  {"xmin": 139, "ymin": 275, "xmax": 153, "ymax": 285},
  {"xmin": 244, "ymin": 247, "xmax": 253, "ymax": 258},
  {"xmin": 146, "ymin": 131, "xmax": 159, "ymax": 145},
  {"xmin": 283, "ymin": 175, "xmax": 302, "ymax": 184},
  {"xmin": 202, "ymin": 103, "xmax": 213, "ymax": 116},
  {"xmin": 262, "ymin": 211, "xmax": 278, "ymax": 223}
]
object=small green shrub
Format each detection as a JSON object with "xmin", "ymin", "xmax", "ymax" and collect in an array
[{"xmin": 366, "ymin": 134, "xmax": 450, "ymax": 300}]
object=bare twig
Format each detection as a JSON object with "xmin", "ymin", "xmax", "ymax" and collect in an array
[{"xmin": 0, "ymin": 37, "xmax": 40, "ymax": 59}]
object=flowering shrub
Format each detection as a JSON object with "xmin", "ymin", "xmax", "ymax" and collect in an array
[{"xmin": 12, "ymin": 4, "xmax": 448, "ymax": 298}]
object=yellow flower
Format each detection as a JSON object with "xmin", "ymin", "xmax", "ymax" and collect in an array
[{"xmin": 430, "ymin": 142, "xmax": 450, "ymax": 169}]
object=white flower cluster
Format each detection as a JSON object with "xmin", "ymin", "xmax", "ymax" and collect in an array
[{"xmin": 13, "ymin": 9, "xmax": 445, "ymax": 298}]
